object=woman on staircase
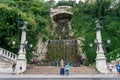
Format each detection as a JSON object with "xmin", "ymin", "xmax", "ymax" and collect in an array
[{"xmin": 60, "ymin": 59, "xmax": 65, "ymax": 75}]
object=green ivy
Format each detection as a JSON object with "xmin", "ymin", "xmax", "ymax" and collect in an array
[{"xmin": 0, "ymin": 0, "xmax": 52, "ymax": 63}]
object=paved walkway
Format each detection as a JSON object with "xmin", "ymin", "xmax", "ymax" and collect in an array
[{"xmin": 0, "ymin": 73, "xmax": 119, "ymax": 79}]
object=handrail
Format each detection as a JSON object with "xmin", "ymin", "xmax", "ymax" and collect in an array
[{"xmin": 0, "ymin": 47, "xmax": 17, "ymax": 62}]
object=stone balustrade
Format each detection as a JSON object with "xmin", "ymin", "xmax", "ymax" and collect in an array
[{"xmin": 0, "ymin": 47, "xmax": 17, "ymax": 62}]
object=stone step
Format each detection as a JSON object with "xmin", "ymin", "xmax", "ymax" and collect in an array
[
  {"xmin": 0, "ymin": 58, "xmax": 13, "ymax": 73},
  {"xmin": 0, "ymin": 58, "xmax": 12, "ymax": 68},
  {"xmin": 24, "ymin": 66, "xmax": 98, "ymax": 74}
]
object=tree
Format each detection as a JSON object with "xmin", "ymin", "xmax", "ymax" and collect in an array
[{"xmin": 0, "ymin": 0, "xmax": 52, "ymax": 62}]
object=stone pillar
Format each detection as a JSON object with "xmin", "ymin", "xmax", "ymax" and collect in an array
[
  {"xmin": 15, "ymin": 21, "xmax": 27, "ymax": 73},
  {"xmin": 95, "ymin": 20, "xmax": 107, "ymax": 73}
]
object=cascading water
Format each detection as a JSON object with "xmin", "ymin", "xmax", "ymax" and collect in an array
[
  {"xmin": 46, "ymin": 6, "xmax": 79, "ymax": 63},
  {"xmin": 46, "ymin": 39, "xmax": 78, "ymax": 62}
]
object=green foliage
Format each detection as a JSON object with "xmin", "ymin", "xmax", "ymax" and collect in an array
[
  {"xmin": 0, "ymin": 0, "xmax": 14, "ymax": 4},
  {"xmin": 56, "ymin": 0, "xmax": 76, "ymax": 7},
  {"xmin": 0, "ymin": 4, "xmax": 20, "ymax": 51},
  {"xmin": 72, "ymin": 0, "xmax": 120, "ymax": 64},
  {"xmin": 0, "ymin": 0, "xmax": 52, "ymax": 62},
  {"xmin": 106, "ymin": 48, "xmax": 120, "ymax": 62}
]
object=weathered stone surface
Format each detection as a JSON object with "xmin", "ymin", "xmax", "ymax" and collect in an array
[
  {"xmin": 24, "ymin": 66, "xmax": 98, "ymax": 74},
  {"xmin": 0, "ymin": 57, "xmax": 12, "ymax": 73},
  {"xmin": 35, "ymin": 37, "xmax": 47, "ymax": 60}
]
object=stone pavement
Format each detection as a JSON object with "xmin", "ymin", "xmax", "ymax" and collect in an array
[
  {"xmin": 0, "ymin": 73, "xmax": 119, "ymax": 79},
  {"xmin": 0, "ymin": 66, "xmax": 119, "ymax": 80}
]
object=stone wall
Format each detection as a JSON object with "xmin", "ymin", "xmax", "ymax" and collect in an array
[{"xmin": 35, "ymin": 37, "xmax": 48, "ymax": 61}]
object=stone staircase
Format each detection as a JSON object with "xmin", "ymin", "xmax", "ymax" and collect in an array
[
  {"xmin": 0, "ymin": 47, "xmax": 17, "ymax": 73},
  {"xmin": 24, "ymin": 66, "xmax": 98, "ymax": 74}
]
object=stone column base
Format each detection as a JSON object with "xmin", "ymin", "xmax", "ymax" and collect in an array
[
  {"xmin": 15, "ymin": 54, "xmax": 27, "ymax": 74},
  {"xmin": 96, "ymin": 57, "xmax": 107, "ymax": 73}
]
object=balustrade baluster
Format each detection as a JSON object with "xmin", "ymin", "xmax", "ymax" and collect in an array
[
  {"xmin": 0, "ymin": 47, "xmax": 17, "ymax": 62},
  {"xmin": 10, "ymin": 53, "xmax": 12, "ymax": 59},
  {"xmin": 13, "ymin": 55, "xmax": 15, "ymax": 59},
  {"xmin": 8, "ymin": 53, "xmax": 10, "ymax": 57}
]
